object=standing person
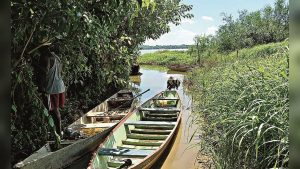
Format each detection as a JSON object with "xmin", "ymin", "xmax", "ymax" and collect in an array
[
  {"xmin": 38, "ymin": 45, "xmax": 66, "ymax": 137},
  {"xmin": 167, "ymin": 76, "xmax": 175, "ymax": 90},
  {"xmin": 175, "ymin": 79, "xmax": 181, "ymax": 90}
]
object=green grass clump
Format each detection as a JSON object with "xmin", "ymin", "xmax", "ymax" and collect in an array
[
  {"xmin": 225, "ymin": 41, "xmax": 288, "ymax": 61},
  {"xmin": 138, "ymin": 50, "xmax": 195, "ymax": 65},
  {"xmin": 188, "ymin": 43, "xmax": 289, "ymax": 168}
]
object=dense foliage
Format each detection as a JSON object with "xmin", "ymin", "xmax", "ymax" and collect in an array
[
  {"xmin": 188, "ymin": 41, "xmax": 289, "ymax": 168},
  {"xmin": 11, "ymin": 0, "xmax": 192, "ymax": 164}
]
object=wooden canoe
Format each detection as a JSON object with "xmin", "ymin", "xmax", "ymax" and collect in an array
[
  {"xmin": 14, "ymin": 90, "xmax": 137, "ymax": 169},
  {"xmin": 87, "ymin": 90, "xmax": 182, "ymax": 169},
  {"xmin": 167, "ymin": 64, "xmax": 192, "ymax": 72}
]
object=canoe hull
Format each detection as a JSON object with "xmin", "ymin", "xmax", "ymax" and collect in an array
[
  {"xmin": 14, "ymin": 126, "xmax": 114, "ymax": 169},
  {"xmin": 88, "ymin": 90, "xmax": 182, "ymax": 169},
  {"xmin": 167, "ymin": 64, "xmax": 191, "ymax": 72}
]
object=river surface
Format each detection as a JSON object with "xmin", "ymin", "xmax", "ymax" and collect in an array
[{"xmin": 130, "ymin": 65, "xmax": 201, "ymax": 169}]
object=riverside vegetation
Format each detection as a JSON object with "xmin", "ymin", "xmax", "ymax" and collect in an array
[
  {"xmin": 188, "ymin": 41, "xmax": 289, "ymax": 168},
  {"xmin": 11, "ymin": 0, "xmax": 192, "ymax": 165},
  {"xmin": 139, "ymin": 0, "xmax": 289, "ymax": 168}
]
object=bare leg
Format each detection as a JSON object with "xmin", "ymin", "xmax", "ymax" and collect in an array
[{"xmin": 50, "ymin": 108, "xmax": 62, "ymax": 137}]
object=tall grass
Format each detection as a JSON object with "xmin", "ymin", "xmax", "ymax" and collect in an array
[{"xmin": 188, "ymin": 42, "xmax": 289, "ymax": 168}]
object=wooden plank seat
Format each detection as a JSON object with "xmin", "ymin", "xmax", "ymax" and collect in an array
[
  {"xmin": 124, "ymin": 121, "xmax": 176, "ymax": 127},
  {"xmin": 130, "ymin": 128, "xmax": 171, "ymax": 135},
  {"xmin": 86, "ymin": 111, "xmax": 105, "ymax": 117},
  {"xmin": 86, "ymin": 112, "xmax": 126, "ymax": 123},
  {"xmin": 127, "ymin": 133, "xmax": 167, "ymax": 140},
  {"xmin": 81, "ymin": 123, "xmax": 116, "ymax": 129},
  {"xmin": 139, "ymin": 108, "xmax": 181, "ymax": 112},
  {"xmin": 145, "ymin": 113, "xmax": 178, "ymax": 117},
  {"xmin": 98, "ymin": 148, "xmax": 154, "ymax": 157},
  {"xmin": 135, "ymin": 125, "xmax": 174, "ymax": 130},
  {"xmin": 122, "ymin": 139, "xmax": 163, "ymax": 146},
  {"xmin": 117, "ymin": 145, "xmax": 157, "ymax": 150},
  {"xmin": 142, "ymin": 116, "xmax": 178, "ymax": 122}
]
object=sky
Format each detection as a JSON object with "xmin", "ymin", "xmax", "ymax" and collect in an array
[{"xmin": 144, "ymin": 0, "xmax": 276, "ymax": 46}]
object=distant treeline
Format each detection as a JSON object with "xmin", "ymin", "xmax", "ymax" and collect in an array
[{"xmin": 140, "ymin": 44, "xmax": 191, "ymax": 50}]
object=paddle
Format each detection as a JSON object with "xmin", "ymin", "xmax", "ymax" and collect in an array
[{"xmin": 110, "ymin": 89, "xmax": 150, "ymax": 111}]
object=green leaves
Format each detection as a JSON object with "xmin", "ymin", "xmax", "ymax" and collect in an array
[
  {"xmin": 137, "ymin": 0, "xmax": 143, "ymax": 7},
  {"xmin": 12, "ymin": 105, "xmax": 17, "ymax": 113},
  {"xmin": 48, "ymin": 117, "xmax": 55, "ymax": 127},
  {"xmin": 215, "ymin": 0, "xmax": 289, "ymax": 53},
  {"xmin": 43, "ymin": 108, "xmax": 49, "ymax": 117}
]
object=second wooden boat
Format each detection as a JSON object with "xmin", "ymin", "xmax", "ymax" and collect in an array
[
  {"xmin": 14, "ymin": 90, "xmax": 137, "ymax": 169},
  {"xmin": 87, "ymin": 90, "xmax": 182, "ymax": 169},
  {"xmin": 167, "ymin": 64, "xmax": 192, "ymax": 72}
]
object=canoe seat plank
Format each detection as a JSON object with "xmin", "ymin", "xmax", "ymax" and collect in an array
[
  {"xmin": 124, "ymin": 121, "xmax": 176, "ymax": 126},
  {"xmin": 117, "ymin": 145, "xmax": 157, "ymax": 150},
  {"xmin": 142, "ymin": 117, "xmax": 178, "ymax": 121},
  {"xmin": 122, "ymin": 139, "xmax": 163, "ymax": 146},
  {"xmin": 98, "ymin": 148, "xmax": 153, "ymax": 157},
  {"xmin": 145, "ymin": 113, "xmax": 178, "ymax": 117},
  {"xmin": 86, "ymin": 111, "xmax": 105, "ymax": 117},
  {"xmin": 130, "ymin": 129, "xmax": 171, "ymax": 135},
  {"xmin": 81, "ymin": 123, "xmax": 116, "ymax": 129},
  {"xmin": 135, "ymin": 125, "xmax": 174, "ymax": 130},
  {"xmin": 127, "ymin": 133, "xmax": 167, "ymax": 140},
  {"xmin": 139, "ymin": 108, "xmax": 180, "ymax": 112}
]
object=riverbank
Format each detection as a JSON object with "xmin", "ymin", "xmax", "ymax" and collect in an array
[
  {"xmin": 186, "ymin": 40, "xmax": 289, "ymax": 168},
  {"xmin": 138, "ymin": 50, "xmax": 194, "ymax": 66},
  {"xmin": 138, "ymin": 42, "xmax": 286, "ymax": 68}
]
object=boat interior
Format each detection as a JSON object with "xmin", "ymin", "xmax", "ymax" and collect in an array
[
  {"xmin": 66, "ymin": 90, "xmax": 136, "ymax": 139},
  {"xmin": 91, "ymin": 90, "xmax": 181, "ymax": 169}
]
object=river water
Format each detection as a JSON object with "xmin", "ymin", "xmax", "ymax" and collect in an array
[{"xmin": 130, "ymin": 65, "xmax": 201, "ymax": 169}]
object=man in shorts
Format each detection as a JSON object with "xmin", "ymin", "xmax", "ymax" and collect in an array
[{"xmin": 39, "ymin": 45, "xmax": 65, "ymax": 137}]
